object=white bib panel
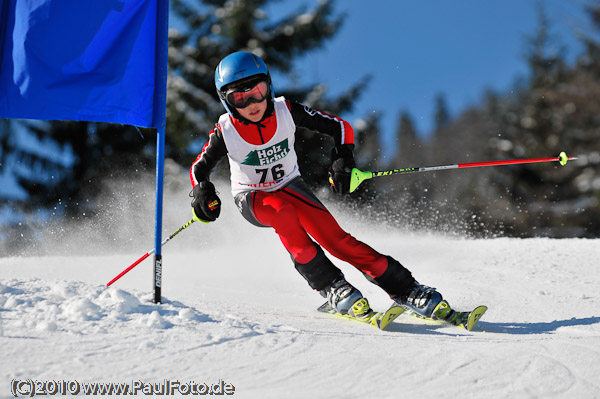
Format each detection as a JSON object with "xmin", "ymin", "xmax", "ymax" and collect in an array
[{"xmin": 219, "ymin": 97, "xmax": 300, "ymax": 196}]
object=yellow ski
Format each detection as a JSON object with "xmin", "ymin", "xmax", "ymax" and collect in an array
[{"xmin": 317, "ymin": 299, "xmax": 404, "ymax": 330}]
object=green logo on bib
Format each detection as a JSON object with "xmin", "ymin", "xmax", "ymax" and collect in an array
[{"xmin": 242, "ymin": 139, "xmax": 290, "ymax": 166}]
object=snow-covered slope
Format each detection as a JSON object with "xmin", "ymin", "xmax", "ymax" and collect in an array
[{"xmin": 1, "ymin": 183, "xmax": 599, "ymax": 398}]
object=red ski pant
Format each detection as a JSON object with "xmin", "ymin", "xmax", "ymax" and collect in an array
[{"xmin": 243, "ymin": 181, "xmax": 388, "ymax": 278}]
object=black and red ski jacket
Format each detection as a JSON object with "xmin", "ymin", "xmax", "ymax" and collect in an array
[{"xmin": 190, "ymin": 100, "xmax": 354, "ymax": 187}]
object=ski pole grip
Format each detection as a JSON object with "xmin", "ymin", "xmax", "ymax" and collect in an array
[{"xmin": 350, "ymin": 168, "xmax": 373, "ymax": 193}]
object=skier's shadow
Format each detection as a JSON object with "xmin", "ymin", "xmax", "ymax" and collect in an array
[
  {"xmin": 384, "ymin": 320, "xmax": 470, "ymax": 335},
  {"xmin": 477, "ymin": 316, "xmax": 600, "ymax": 335},
  {"xmin": 382, "ymin": 316, "xmax": 600, "ymax": 335}
]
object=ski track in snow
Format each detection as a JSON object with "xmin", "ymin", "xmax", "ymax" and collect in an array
[{"xmin": 1, "ymin": 219, "xmax": 600, "ymax": 398}]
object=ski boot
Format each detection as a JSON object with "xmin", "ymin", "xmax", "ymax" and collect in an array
[
  {"xmin": 394, "ymin": 281, "xmax": 443, "ymax": 319},
  {"xmin": 320, "ymin": 278, "xmax": 372, "ymax": 319},
  {"xmin": 430, "ymin": 300, "xmax": 471, "ymax": 326},
  {"xmin": 431, "ymin": 300, "xmax": 488, "ymax": 330}
]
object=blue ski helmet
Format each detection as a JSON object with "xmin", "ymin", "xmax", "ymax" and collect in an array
[{"xmin": 215, "ymin": 51, "xmax": 273, "ymax": 117}]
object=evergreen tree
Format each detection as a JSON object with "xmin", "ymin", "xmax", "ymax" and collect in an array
[
  {"xmin": 433, "ymin": 93, "xmax": 451, "ymax": 130},
  {"xmin": 168, "ymin": 0, "xmax": 369, "ymax": 188},
  {"xmin": 10, "ymin": 0, "xmax": 368, "ymax": 225},
  {"xmin": 484, "ymin": 5, "xmax": 600, "ymax": 237},
  {"xmin": 577, "ymin": 1, "xmax": 600, "ymax": 77},
  {"xmin": 392, "ymin": 111, "xmax": 424, "ymax": 207},
  {"xmin": 395, "ymin": 111, "xmax": 420, "ymax": 166}
]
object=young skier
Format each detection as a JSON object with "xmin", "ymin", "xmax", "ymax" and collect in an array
[{"xmin": 190, "ymin": 51, "xmax": 447, "ymax": 321}]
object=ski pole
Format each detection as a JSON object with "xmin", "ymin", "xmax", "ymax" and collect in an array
[
  {"xmin": 107, "ymin": 217, "xmax": 201, "ymax": 287},
  {"xmin": 350, "ymin": 151, "xmax": 576, "ymax": 193}
]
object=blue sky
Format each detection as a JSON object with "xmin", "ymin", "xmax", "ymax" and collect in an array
[{"xmin": 272, "ymin": 0, "xmax": 591, "ymax": 160}]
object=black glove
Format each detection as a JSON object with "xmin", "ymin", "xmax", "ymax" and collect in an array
[
  {"xmin": 191, "ymin": 181, "xmax": 221, "ymax": 222},
  {"xmin": 328, "ymin": 144, "xmax": 356, "ymax": 195}
]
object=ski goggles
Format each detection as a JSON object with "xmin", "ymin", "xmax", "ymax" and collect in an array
[{"xmin": 223, "ymin": 79, "xmax": 269, "ymax": 109}]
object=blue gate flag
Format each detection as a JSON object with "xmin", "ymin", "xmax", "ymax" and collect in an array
[{"xmin": 0, "ymin": 0, "xmax": 165, "ymax": 128}]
